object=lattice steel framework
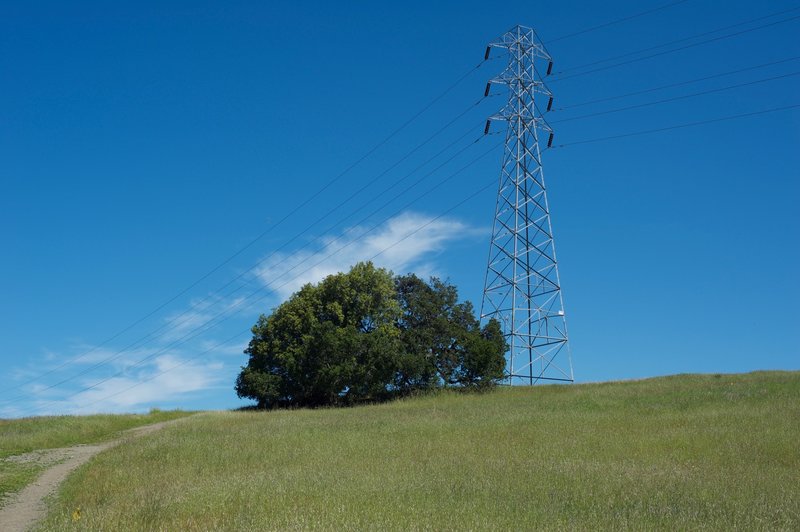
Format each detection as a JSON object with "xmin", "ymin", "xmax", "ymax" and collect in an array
[{"xmin": 480, "ymin": 25, "xmax": 574, "ymax": 384}]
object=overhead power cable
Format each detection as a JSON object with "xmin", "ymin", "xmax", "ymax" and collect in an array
[
  {"xmin": 21, "ymin": 102, "xmax": 800, "ymax": 413},
  {"xmin": 554, "ymin": 5, "xmax": 800, "ymax": 75},
  {"xmin": 555, "ymin": 55, "xmax": 800, "ymax": 111},
  {"xmin": 14, "ymin": 83, "xmax": 796, "ymax": 412},
  {"xmin": 550, "ymin": 9, "xmax": 800, "ymax": 82},
  {"xmin": 1, "ymin": 69, "xmax": 492, "ymax": 397},
  {"xmin": 13, "ymin": 8, "xmax": 796, "ymax": 412},
  {"xmin": 15, "ymin": 80, "xmax": 796, "ymax": 408},
  {"xmin": 28, "ymin": 97, "xmax": 799, "ymax": 413},
  {"xmin": 1, "ymin": 123, "xmax": 490, "ymax": 407},
  {"xmin": 233, "ymin": 118, "xmax": 488, "ymax": 292},
  {"xmin": 554, "ymin": 103, "xmax": 800, "ymax": 147},
  {"xmin": 7, "ymin": 3, "xmax": 725, "ymax": 399},
  {"xmin": 252, "ymin": 135, "xmax": 491, "ymax": 290},
  {"xmin": 545, "ymin": 0, "xmax": 692, "ymax": 44},
  {"xmin": 19, "ymin": 139, "xmax": 502, "ymax": 416},
  {"xmin": 7, "ymin": 58, "xmax": 492, "ymax": 393},
  {"xmin": 64, "ymin": 177, "xmax": 500, "ymax": 415},
  {"xmin": 8, "ymin": 108, "xmax": 484, "ymax": 395},
  {"xmin": 551, "ymin": 70, "xmax": 800, "ymax": 124}
]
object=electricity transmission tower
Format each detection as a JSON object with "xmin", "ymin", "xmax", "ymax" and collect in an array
[{"xmin": 480, "ymin": 25, "xmax": 574, "ymax": 385}]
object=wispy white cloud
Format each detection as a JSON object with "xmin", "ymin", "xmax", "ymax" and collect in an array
[
  {"xmin": 1, "ymin": 211, "xmax": 473, "ymax": 418},
  {"xmin": 160, "ymin": 296, "xmax": 248, "ymax": 342},
  {"xmin": 23, "ymin": 354, "xmax": 224, "ymax": 415},
  {"xmin": 253, "ymin": 211, "xmax": 474, "ymax": 300},
  {"xmin": 2, "ymin": 340, "xmax": 235, "ymax": 417},
  {"xmin": 1, "ymin": 345, "xmax": 141, "ymax": 397}
]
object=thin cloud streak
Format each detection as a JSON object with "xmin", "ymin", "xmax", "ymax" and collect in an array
[
  {"xmin": 3, "ymin": 342, "xmax": 231, "ymax": 417},
  {"xmin": 254, "ymin": 211, "xmax": 475, "ymax": 300},
  {"xmin": 160, "ymin": 295, "xmax": 248, "ymax": 342},
  {"xmin": 28, "ymin": 354, "xmax": 224, "ymax": 416},
  {"xmin": 2, "ymin": 212, "xmax": 474, "ymax": 417}
]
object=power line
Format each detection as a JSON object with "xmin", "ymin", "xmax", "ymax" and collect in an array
[
  {"xmin": 9, "ymin": 58, "xmax": 492, "ymax": 392},
  {"xmin": 65, "ymin": 177, "xmax": 500, "ymax": 415},
  {"xmin": 554, "ymin": 6, "xmax": 800, "ymax": 75},
  {"xmin": 29, "ymin": 115, "xmax": 484, "ymax": 392},
  {"xmin": 550, "ymin": 10, "xmax": 800, "ymax": 82},
  {"xmin": 11, "ymin": 9, "xmax": 797, "ymax": 412},
  {"xmin": 6, "ymin": 3, "xmax": 722, "ymax": 400},
  {"xmin": 15, "ymin": 83, "xmax": 797, "ymax": 407},
  {"xmin": 17, "ymin": 140, "xmax": 502, "ymax": 416},
  {"xmin": 2, "ymin": 86, "xmax": 491, "ymax": 398},
  {"xmin": 545, "ymin": 0, "xmax": 692, "ymax": 44},
  {"xmin": 551, "ymin": 70, "xmax": 800, "ymax": 124},
  {"xmin": 233, "ymin": 121, "xmax": 488, "ymax": 293},
  {"xmin": 555, "ymin": 55, "xmax": 800, "ymax": 111},
  {"xmin": 262, "ymin": 135, "xmax": 487, "ymax": 288},
  {"xmin": 19, "ymin": 104, "xmax": 800, "ymax": 413},
  {"xmin": 14, "ymin": 77, "xmax": 797, "ymax": 409},
  {"xmin": 2, "ymin": 125, "xmax": 490, "ymax": 407},
  {"xmin": 29, "ymin": 98, "xmax": 798, "ymax": 413},
  {"xmin": 67, "ymin": 329, "xmax": 252, "ymax": 414},
  {"xmin": 554, "ymin": 103, "xmax": 800, "ymax": 147}
]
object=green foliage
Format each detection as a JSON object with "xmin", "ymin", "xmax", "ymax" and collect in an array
[
  {"xmin": 394, "ymin": 273, "xmax": 507, "ymax": 390},
  {"xmin": 236, "ymin": 262, "xmax": 402, "ymax": 408},
  {"xmin": 235, "ymin": 262, "xmax": 507, "ymax": 408},
  {"xmin": 462, "ymin": 317, "xmax": 507, "ymax": 387}
]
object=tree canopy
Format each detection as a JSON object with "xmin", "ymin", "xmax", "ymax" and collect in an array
[{"xmin": 235, "ymin": 262, "xmax": 507, "ymax": 408}]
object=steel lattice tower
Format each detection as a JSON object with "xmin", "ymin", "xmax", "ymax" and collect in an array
[{"xmin": 480, "ymin": 25, "xmax": 574, "ymax": 384}]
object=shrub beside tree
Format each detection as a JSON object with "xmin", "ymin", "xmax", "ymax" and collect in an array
[{"xmin": 235, "ymin": 262, "xmax": 507, "ymax": 408}]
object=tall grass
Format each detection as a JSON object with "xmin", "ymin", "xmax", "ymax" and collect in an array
[
  {"xmin": 40, "ymin": 372, "xmax": 800, "ymax": 530},
  {"xmin": 0, "ymin": 410, "xmax": 194, "ymax": 459},
  {"xmin": 0, "ymin": 410, "xmax": 193, "ymax": 503}
]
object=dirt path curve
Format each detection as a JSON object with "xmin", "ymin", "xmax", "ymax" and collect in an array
[{"xmin": 0, "ymin": 420, "xmax": 181, "ymax": 532}]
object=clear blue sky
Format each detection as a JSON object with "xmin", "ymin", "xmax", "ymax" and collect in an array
[{"xmin": 1, "ymin": 0, "xmax": 798, "ymax": 417}]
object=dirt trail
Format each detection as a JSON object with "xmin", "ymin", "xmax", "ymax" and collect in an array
[{"xmin": 0, "ymin": 420, "xmax": 179, "ymax": 532}]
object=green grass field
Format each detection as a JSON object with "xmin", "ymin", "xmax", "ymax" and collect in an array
[
  {"xmin": 31, "ymin": 371, "xmax": 800, "ymax": 530},
  {"xmin": 0, "ymin": 410, "xmax": 192, "ymax": 503}
]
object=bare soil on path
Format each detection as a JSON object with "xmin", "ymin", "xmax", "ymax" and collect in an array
[{"xmin": 0, "ymin": 420, "xmax": 178, "ymax": 532}]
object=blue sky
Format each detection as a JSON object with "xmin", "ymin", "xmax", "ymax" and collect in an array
[{"xmin": 1, "ymin": 0, "xmax": 798, "ymax": 417}]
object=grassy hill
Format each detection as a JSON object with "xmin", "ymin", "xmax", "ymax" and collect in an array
[{"xmin": 34, "ymin": 371, "xmax": 800, "ymax": 530}]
